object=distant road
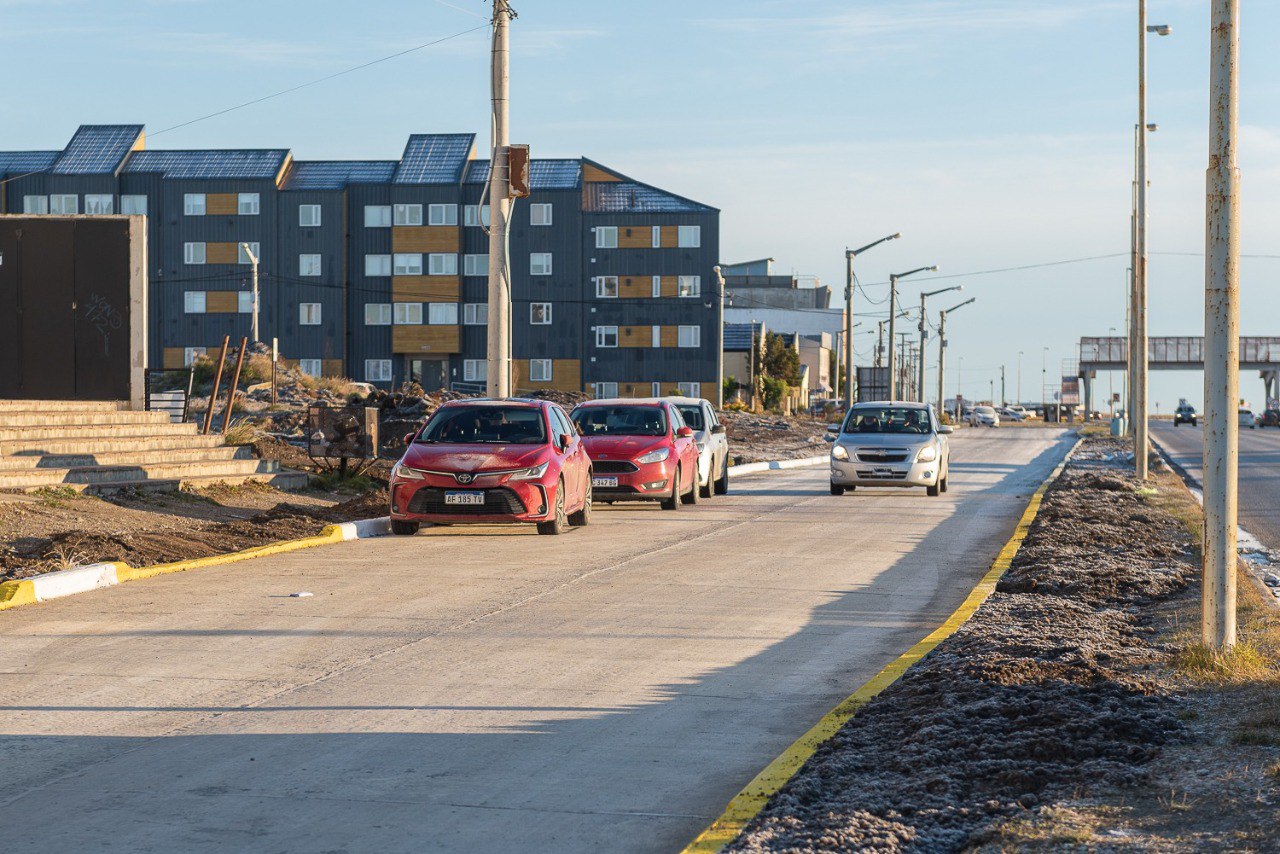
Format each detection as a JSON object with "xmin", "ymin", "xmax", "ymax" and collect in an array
[{"xmin": 1151, "ymin": 420, "xmax": 1280, "ymax": 551}]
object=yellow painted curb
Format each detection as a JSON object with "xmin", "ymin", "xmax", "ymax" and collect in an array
[
  {"xmin": 0, "ymin": 579, "xmax": 37, "ymax": 611},
  {"xmin": 113, "ymin": 525, "xmax": 347, "ymax": 584},
  {"xmin": 681, "ymin": 438, "xmax": 1082, "ymax": 854}
]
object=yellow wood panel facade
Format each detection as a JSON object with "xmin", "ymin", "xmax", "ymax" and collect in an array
[
  {"xmin": 513, "ymin": 359, "xmax": 582, "ymax": 393},
  {"xmin": 619, "ymin": 276, "xmax": 652, "ymax": 299},
  {"xmin": 659, "ymin": 326, "xmax": 680, "ymax": 349},
  {"xmin": 392, "ymin": 277, "xmax": 460, "ymax": 302},
  {"xmin": 582, "ymin": 164, "xmax": 621, "ymax": 183},
  {"xmin": 658, "ymin": 276, "xmax": 679, "ymax": 297},
  {"xmin": 659, "ymin": 226, "xmax": 680, "ymax": 248},
  {"xmin": 618, "ymin": 325, "xmax": 653, "ymax": 348},
  {"xmin": 205, "ymin": 242, "xmax": 239, "ymax": 264},
  {"xmin": 162, "ymin": 348, "xmax": 186, "ymax": 369},
  {"xmin": 206, "ymin": 194, "xmax": 239, "ymax": 215},
  {"xmin": 392, "ymin": 226, "xmax": 459, "ymax": 253},
  {"xmin": 205, "ymin": 291, "xmax": 239, "ymax": 313},
  {"xmin": 392, "ymin": 325, "xmax": 461, "ymax": 354},
  {"xmin": 617, "ymin": 226, "xmax": 653, "ymax": 249},
  {"xmin": 321, "ymin": 359, "xmax": 344, "ymax": 378}
]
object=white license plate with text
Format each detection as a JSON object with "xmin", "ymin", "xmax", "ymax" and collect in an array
[
  {"xmin": 444, "ymin": 491, "xmax": 485, "ymax": 505},
  {"xmin": 592, "ymin": 476, "xmax": 619, "ymax": 488}
]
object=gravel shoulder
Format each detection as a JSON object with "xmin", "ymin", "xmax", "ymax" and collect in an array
[{"xmin": 726, "ymin": 434, "xmax": 1280, "ymax": 852}]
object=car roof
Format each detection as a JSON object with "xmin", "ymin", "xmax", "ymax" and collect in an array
[
  {"xmin": 664, "ymin": 396, "xmax": 710, "ymax": 406},
  {"xmin": 439, "ymin": 397, "xmax": 545, "ymax": 409},
  {"xmin": 573, "ymin": 398, "xmax": 670, "ymax": 407},
  {"xmin": 852, "ymin": 400, "xmax": 931, "ymax": 410}
]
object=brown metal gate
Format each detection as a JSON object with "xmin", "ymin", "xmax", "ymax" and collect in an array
[{"xmin": 0, "ymin": 217, "xmax": 137, "ymax": 401}]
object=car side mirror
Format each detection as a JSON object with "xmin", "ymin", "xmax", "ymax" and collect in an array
[
  {"xmin": 677, "ymin": 426, "xmax": 695, "ymax": 438},
  {"xmin": 938, "ymin": 425, "xmax": 954, "ymax": 435},
  {"xmin": 403, "ymin": 432, "xmax": 417, "ymax": 445},
  {"xmin": 827, "ymin": 423, "xmax": 841, "ymax": 433},
  {"xmin": 559, "ymin": 432, "xmax": 573, "ymax": 449},
  {"xmin": 711, "ymin": 424, "xmax": 726, "ymax": 435}
]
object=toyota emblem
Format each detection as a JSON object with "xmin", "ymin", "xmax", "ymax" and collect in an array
[{"xmin": 456, "ymin": 473, "xmax": 474, "ymax": 484}]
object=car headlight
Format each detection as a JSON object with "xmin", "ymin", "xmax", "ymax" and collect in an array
[
  {"xmin": 391, "ymin": 462, "xmax": 424, "ymax": 481},
  {"xmin": 916, "ymin": 445, "xmax": 938, "ymax": 463},
  {"xmin": 831, "ymin": 444, "xmax": 849, "ymax": 461},
  {"xmin": 509, "ymin": 461, "xmax": 549, "ymax": 481},
  {"xmin": 636, "ymin": 447, "xmax": 670, "ymax": 465}
]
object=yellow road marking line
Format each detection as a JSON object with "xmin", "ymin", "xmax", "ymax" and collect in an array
[{"xmin": 680, "ymin": 438, "xmax": 1080, "ymax": 853}]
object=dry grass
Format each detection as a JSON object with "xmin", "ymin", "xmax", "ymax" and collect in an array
[{"xmin": 221, "ymin": 418, "xmax": 259, "ymax": 446}]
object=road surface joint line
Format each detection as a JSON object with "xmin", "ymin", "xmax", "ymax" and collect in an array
[{"xmin": 679, "ymin": 434, "xmax": 1083, "ymax": 854}]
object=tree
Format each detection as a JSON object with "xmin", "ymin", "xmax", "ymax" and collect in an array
[{"xmin": 761, "ymin": 332, "xmax": 801, "ymax": 385}]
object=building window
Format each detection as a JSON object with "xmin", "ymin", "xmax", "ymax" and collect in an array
[
  {"xmin": 652, "ymin": 226, "xmax": 661, "ymax": 248},
  {"xmin": 652, "ymin": 276, "xmax": 662, "ymax": 298},
  {"xmin": 120, "ymin": 195, "xmax": 147, "ymax": 216},
  {"xmin": 238, "ymin": 291, "xmax": 253, "ymax": 313},
  {"xmin": 364, "ymin": 205, "xmax": 392, "ymax": 227},
  {"xmin": 184, "ymin": 242, "xmax": 206, "ymax": 265},
  {"xmin": 183, "ymin": 347, "xmax": 207, "ymax": 366},
  {"xmin": 49, "ymin": 194, "xmax": 78, "ymax": 215},
  {"xmin": 183, "ymin": 291, "xmax": 206, "ymax": 314},
  {"xmin": 678, "ymin": 275, "xmax": 701, "ymax": 298},
  {"xmin": 365, "ymin": 359, "xmax": 392, "ymax": 382},
  {"xmin": 238, "ymin": 242, "xmax": 260, "ymax": 265},
  {"xmin": 530, "ymin": 359, "xmax": 552, "ymax": 382},
  {"xmin": 678, "ymin": 225, "xmax": 701, "ymax": 248},
  {"xmin": 299, "ymin": 254, "xmax": 322, "ymax": 277},
  {"xmin": 428, "ymin": 253, "xmax": 458, "ymax": 276},
  {"xmin": 678, "ymin": 382, "xmax": 701, "ymax": 398},
  {"xmin": 183, "ymin": 194, "xmax": 205, "ymax": 216},
  {"xmin": 464, "ymin": 204, "xmax": 491, "ymax": 227},
  {"xmin": 22, "ymin": 195, "xmax": 48, "ymax": 214},
  {"xmin": 394, "ymin": 303, "xmax": 423, "ymax": 325},
  {"xmin": 428, "ymin": 303, "xmax": 458, "ymax": 325},
  {"xmin": 463, "ymin": 303, "xmax": 488, "ymax": 325},
  {"xmin": 596, "ymin": 382, "xmax": 618, "ymax": 399},
  {"xmin": 299, "ymin": 359, "xmax": 322, "ymax": 377},
  {"xmin": 299, "ymin": 303, "xmax": 322, "ymax": 326},
  {"xmin": 365, "ymin": 255, "xmax": 392, "ymax": 277},
  {"xmin": 428, "ymin": 203, "xmax": 458, "ymax": 226},
  {"xmin": 530, "ymin": 253, "xmax": 552, "ymax": 276},
  {"xmin": 651, "ymin": 381, "xmax": 662, "ymax": 397},
  {"xmin": 299, "ymin": 204, "xmax": 321, "ymax": 227},
  {"xmin": 393, "ymin": 253, "xmax": 423, "ymax": 276},
  {"xmin": 595, "ymin": 226, "xmax": 617, "ymax": 249},
  {"xmin": 365, "ymin": 303, "xmax": 392, "ymax": 325},
  {"xmin": 530, "ymin": 203, "xmax": 553, "ymax": 226},
  {"xmin": 530, "ymin": 303, "xmax": 552, "ymax": 325},
  {"xmin": 652, "ymin": 326, "xmax": 662, "ymax": 348},
  {"xmin": 678, "ymin": 325, "xmax": 701, "ymax": 348},
  {"xmin": 464, "ymin": 254, "xmax": 488, "ymax": 276},
  {"xmin": 84, "ymin": 194, "xmax": 113, "ymax": 215},
  {"xmin": 596, "ymin": 276, "xmax": 618, "ymax": 298},
  {"xmin": 394, "ymin": 204, "xmax": 423, "ymax": 226},
  {"xmin": 238, "ymin": 193, "xmax": 260, "ymax": 215},
  {"xmin": 464, "ymin": 359, "xmax": 487, "ymax": 382},
  {"xmin": 596, "ymin": 326, "xmax": 618, "ymax": 348}
]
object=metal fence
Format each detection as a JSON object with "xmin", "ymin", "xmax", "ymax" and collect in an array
[{"xmin": 143, "ymin": 368, "xmax": 194, "ymax": 422}]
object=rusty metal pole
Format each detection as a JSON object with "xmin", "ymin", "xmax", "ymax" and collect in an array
[
  {"xmin": 202, "ymin": 335, "xmax": 230, "ymax": 435},
  {"xmin": 1202, "ymin": 0, "xmax": 1240, "ymax": 650},
  {"xmin": 221, "ymin": 337, "xmax": 249, "ymax": 433}
]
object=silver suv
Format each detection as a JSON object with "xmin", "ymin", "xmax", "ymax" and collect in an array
[
  {"xmin": 671, "ymin": 397, "xmax": 730, "ymax": 497},
  {"xmin": 827, "ymin": 401, "xmax": 952, "ymax": 497}
]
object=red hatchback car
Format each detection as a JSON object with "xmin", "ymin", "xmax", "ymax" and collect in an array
[
  {"xmin": 570, "ymin": 399, "xmax": 700, "ymax": 509},
  {"xmin": 389, "ymin": 399, "xmax": 592, "ymax": 536}
]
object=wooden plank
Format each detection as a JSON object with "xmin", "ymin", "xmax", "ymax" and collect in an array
[
  {"xmin": 619, "ymin": 276, "xmax": 652, "ymax": 299},
  {"xmin": 205, "ymin": 291, "xmax": 238, "ymax": 313},
  {"xmin": 205, "ymin": 242, "xmax": 239, "ymax": 264},
  {"xmin": 162, "ymin": 348, "xmax": 185, "ymax": 370},
  {"xmin": 393, "ymin": 277, "xmax": 460, "ymax": 302},
  {"xmin": 393, "ymin": 226, "xmax": 459, "ymax": 253},
  {"xmin": 513, "ymin": 359, "xmax": 582, "ymax": 393},
  {"xmin": 658, "ymin": 276, "xmax": 679, "ymax": 298},
  {"xmin": 618, "ymin": 325, "xmax": 652, "ymax": 348},
  {"xmin": 392, "ymin": 325, "xmax": 460, "ymax": 354},
  {"xmin": 618, "ymin": 226, "xmax": 653, "ymax": 249},
  {"xmin": 660, "ymin": 326, "xmax": 680, "ymax": 349},
  {"xmin": 660, "ymin": 225, "xmax": 679, "ymax": 248},
  {"xmin": 321, "ymin": 359, "xmax": 344, "ymax": 378},
  {"xmin": 582, "ymin": 164, "xmax": 621, "ymax": 183},
  {"xmin": 206, "ymin": 194, "xmax": 238, "ymax": 216},
  {"xmin": 618, "ymin": 382, "xmax": 652, "ymax": 398}
]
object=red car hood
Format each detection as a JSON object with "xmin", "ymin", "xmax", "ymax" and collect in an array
[
  {"xmin": 581, "ymin": 435, "xmax": 667, "ymax": 460},
  {"xmin": 400, "ymin": 442, "xmax": 546, "ymax": 473}
]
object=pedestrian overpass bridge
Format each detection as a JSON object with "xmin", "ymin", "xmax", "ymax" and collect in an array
[{"xmin": 1076, "ymin": 336, "xmax": 1280, "ymax": 410}]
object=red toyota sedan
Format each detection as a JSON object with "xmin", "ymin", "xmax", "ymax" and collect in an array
[
  {"xmin": 570, "ymin": 399, "xmax": 700, "ymax": 509},
  {"xmin": 389, "ymin": 399, "xmax": 591, "ymax": 536}
]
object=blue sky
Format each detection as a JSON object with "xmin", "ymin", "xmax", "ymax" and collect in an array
[{"xmin": 5, "ymin": 0, "xmax": 1278, "ymax": 410}]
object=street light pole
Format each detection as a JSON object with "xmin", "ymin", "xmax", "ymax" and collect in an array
[
  {"xmin": 1001, "ymin": 365, "xmax": 1006, "ymax": 407},
  {"xmin": 936, "ymin": 297, "xmax": 974, "ymax": 419},
  {"xmin": 1017, "ymin": 350, "xmax": 1023, "ymax": 404},
  {"xmin": 844, "ymin": 233, "xmax": 901, "ymax": 411},
  {"xmin": 887, "ymin": 265, "xmax": 937, "ymax": 402},
  {"xmin": 1042, "ymin": 346, "xmax": 1049, "ymax": 418},
  {"xmin": 918, "ymin": 284, "xmax": 963, "ymax": 404},
  {"xmin": 487, "ymin": 0, "xmax": 515, "ymax": 398},
  {"xmin": 1203, "ymin": 0, "xmax": 1239, "ymax": 650},
  {"xmin": 239, "ymin": 242, "xmax": 260, "ymax": 343}
]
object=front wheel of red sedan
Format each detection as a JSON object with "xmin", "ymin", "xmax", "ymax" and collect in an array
[
  {"xmin": 682, "ymin": 468, "xmax": 700, "ymax": 505},
  {"xmin": 537, "ymin": 478, "xmax": 569, "ymax": 535},
  {"xmin": 661, "ymin": 468, "xmax": 682, "ymax": 511},
  {"xmin": 569, "ymin": 476, "xmax": 592, "ymax": 527}
]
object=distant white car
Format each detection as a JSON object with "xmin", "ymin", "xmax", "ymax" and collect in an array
[
  {"xmin": 670, "ymin": 397, "xmax": 730, "ymax": 497},
  {"xmin": 969, "ymin": 405, "xmax": 1000, "ymax": 428},
  {"xmin": 997, "ymin": 407, "xmax": 1026, "ymax": 421},
  {"xmin": 1239, "ymin": 408, "xmax": 1257, "ymax": 429}
]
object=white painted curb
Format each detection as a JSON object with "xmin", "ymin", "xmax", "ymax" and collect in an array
[
  {"xmin": 335, "ymin": 516, "xmax": 392, "ymax": 540},
  {"xmin": 727, "ymin": 455, "xmax": 828, "ymax": 477},
  {"xmin": 28, "ymin": 563, "xmax": 120, "ymax": 603}
]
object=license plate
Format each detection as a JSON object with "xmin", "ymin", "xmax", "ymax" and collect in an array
[
  {"xmin": 592, "ymin": 476, "xmax": 619, "ymax": 488},
  {"xmin": 444, "ymin": 491, "xmax": 485, "ymax": 505},
  {"xmin": 874, "ymin": 468, "xmax": 894, "ymax": 476}
]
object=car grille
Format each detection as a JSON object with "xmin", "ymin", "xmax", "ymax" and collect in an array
[
  {"xmin": 592, "ymin": 460, "xmax": 639, "ymax": 474},
  {"xmin": 406, "ymin": 487, "xmax": 526, "ymax": 515},
  {"xmin": 856, "ymin": 470, "xmax": 909, "ymax": 480},
  {"xmin": 855, "ymin": 448, "xmax": 911, "ymax": 464}
]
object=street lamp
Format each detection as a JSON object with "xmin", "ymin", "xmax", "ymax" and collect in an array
[
  {"xmin": 937, "ymin": 297, "xmax": 975, "ymax": 418},
  {"xmin": 844, "ymin": 233, "xmax": 902, "ymax": 411},
  {"xmin": 888, "ymin": 265, "xmax": 937, "ymax": 401},
  {"xmin": 917, "ymin": 284, "xmax": 963, "ymax": 404}
]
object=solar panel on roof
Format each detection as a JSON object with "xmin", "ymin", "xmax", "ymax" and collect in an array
[
  {"xmin": 50, "ymin": 125, "xmax": 143, "ymax": 175},
  {"xmin": 394, "ymin": 134, "xmax": 474, "ymax": 184},
  {"xmin": 584, "ymin": 181, "xmax": 715, "ymax": 214},
  {"xmin": 283, "ymin": 160, "xmax": 398, "ymax": 190},
  {"xmin": 122, "ymin": 150, "xmax": 289, "ymax": 180},
  {"xmin": 0, "ymin": 151, "xmax": 59, "ymax": 176},
  {"xmin": 465, "ymin": 158, "xmax": 580, "ymax": 190}
]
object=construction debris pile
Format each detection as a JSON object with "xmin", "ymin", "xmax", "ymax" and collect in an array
[{"xmin": 718, "ymin": 410, "xmax": 829, "ymax": 464}]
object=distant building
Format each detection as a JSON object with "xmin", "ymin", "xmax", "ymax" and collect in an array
[
  {"xmin": 722, "ymin": 321, "xmax": 766, "ymax": 401},
  {"xmin": 721, "ymin": 256, "xmax": 843, "ymax": 340},
  {"xmin": 0, "ymin": 125, "xmax": 721, "ymax": 398}
]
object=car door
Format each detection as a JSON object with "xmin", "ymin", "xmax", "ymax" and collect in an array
[
  {"xmin": 668, "ymin": 404, "xmax": 694, "ymax": 490},
  {"xmin": 705, "ymin": 402, "xmax": 726, "ymax": 466},
  {"xmin": 550, "ymin": 406, "xmax": 582, "ymax": 506}
]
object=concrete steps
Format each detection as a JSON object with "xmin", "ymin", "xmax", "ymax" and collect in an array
[{"xmin": 0, "ymin": 400, "xmax": 309, "ymax": 494}]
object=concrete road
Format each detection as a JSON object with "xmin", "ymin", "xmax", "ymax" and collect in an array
[
  {"xmin": 1, "ymin": 428, "xmax": 1073, "ymax": 854},
  {"xmin": 1152, "ymin": 419, "xmax": 1280, "ymax": 550}
]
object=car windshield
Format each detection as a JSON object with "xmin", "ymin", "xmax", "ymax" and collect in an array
[
  {"xmin": 676, "ymin": 405, "xmax": 705, "ymax": 430},
  {"xmin": 415, "ymin": 405, "xmax": 547, "ymax": 445},
  {"xmin": 573, "ymin": 405, "xmax": 668, "ymax": 437},
  {"xmin": 842, "ymin": 407, "xmax": 932, "ymax": 435}
]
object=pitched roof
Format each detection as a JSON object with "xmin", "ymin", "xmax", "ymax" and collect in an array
[
  {"xmin": 394, "ymin": 133, "xmax": 475, "ymax": 184},
  {"xmin": 122, "ymin": 149, "xmax": 291, "ymax": 180},
  {"xmin": 0, "ymin": 151, "xmax": 59, "ymax": 177},
  {"xmin": 282, "ymin": 160, "xmax": 398, "ymax": 190},
  {"xmin": 464, "ymin": 158, "xmax": 582, "ymax": 190},
  {"xmin": 50, "ymin": 125, "xmax": 144, "ymax": 175}
]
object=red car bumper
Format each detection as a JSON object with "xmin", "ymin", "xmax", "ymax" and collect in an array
[
  {"xmin": 590, "ymin": 459, "xmax": 675, "ymax": 501},
  {"xmin": 389, "ymin": 474, "xmax": 555, "ymax": 525}
]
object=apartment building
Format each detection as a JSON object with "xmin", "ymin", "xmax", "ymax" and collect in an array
[{"xmin": 0, "ymin": 125, "xmax": 721, "ymax": 399}]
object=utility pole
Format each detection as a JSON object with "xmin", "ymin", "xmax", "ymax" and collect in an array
[
  {"xmin": 887, "ymin": 265, "xmax": 937, "ymax": 401},
  {"xmin": 844, "ymin": 233, "xmax": 900, "ymax": 410},
  {"xmin": 1203, "ymin": 0, "xmax": 1239, "ymax": 650},
  {"xmin": 1001, "ymin": 365, "xmax": 1006, "ymax": 407},
  {"xmin": 486, "ymin": 0, "xmax": 515, "ymax": 398},
  {"xmin": 240, "ymin": 243, "xmax": 260, "ymax": 343},
  {"xmin": 918, "ymin": 284, "xmax": 962, "ymax": 406},
  {"xmin": 1042, "ymin": 347, "xmax": 1049, "ymax": 419},
  {"xmin": 936, "ymin": 297, "xmax": 974, "ymax": 418},
  {"xmin": 1017, "ymin": 350, "xmax": 1023, "ymax": 404},
  {"xmin": 714, "ymin": 266, "xmax": 726, "ymax": 408}
]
